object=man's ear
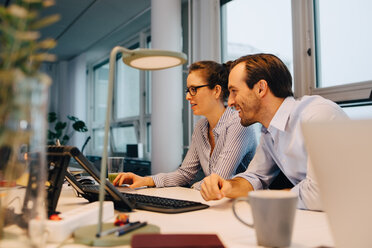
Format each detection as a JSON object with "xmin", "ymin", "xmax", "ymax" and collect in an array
[{"xmin": 256, "ymin": 80, "xmax": 268, "ymax": 97}]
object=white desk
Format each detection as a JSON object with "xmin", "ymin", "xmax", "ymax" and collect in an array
[{"xmin": 50, "ymin": 186, "xmax": 334, "ymax": 248}]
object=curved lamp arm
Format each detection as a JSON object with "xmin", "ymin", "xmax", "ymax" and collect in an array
[
  {"xmin": 96, "ymin": 46, "xmax": 186, "ymax": 237},
  {"xmin": 97, "ymin": 46, "xmax": 134, "ymax": 236}
]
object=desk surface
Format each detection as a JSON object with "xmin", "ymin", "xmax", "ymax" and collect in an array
[{"xmin": 50, "ymin": 185, "xmax": 334, "ymax": 248}]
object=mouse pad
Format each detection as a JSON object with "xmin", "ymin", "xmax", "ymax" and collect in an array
[{"xmin": 73, "ymin": 222, "xmax": 160, "ymax": 247}]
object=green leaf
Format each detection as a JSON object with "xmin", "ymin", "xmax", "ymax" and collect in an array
[
  {"xmin": 55, "ymin": 129, "xmax": 62, "ymax": 138},
  {"xmin": 29, "ymin": 14, "xmax": 60, "ymax": 30},
  {"xmin": 15, "ymin": 30, "xmax": 40, "ymax": 41},
  {"xmin": 7, "ymin": 4, "xmax": 28, "ymax": 19},
  {"xmin": 61, "ymin": 135, "xmax": 69, "ymax": 144},
  {"xmin": 72, "ymin": 120, "xmax": 88, "ymax": 132},
  {"xmin": 67, "ymin": 115, "xmax": 78, "ymax": 121},
  {"xmin": 55, "ymin": 121, "xmax": 67, "ymax": 131},
  {"xmin": 0, "ymin": 0, "xmax": 58, "ymax": 76},
  {"xmin": 30, "ymin": 52, "xmax": 56, "ymax": 62},
  {"xmin": 48, "ymin": 112, "xmax": 57, "ymax": 123},
  {"xmin": 37, "ymin": 38, "xmax": 57, "ymax": 49},
  {"xmin": 47, "ymin": 130, "xmax": 56, "ymax": 139}
]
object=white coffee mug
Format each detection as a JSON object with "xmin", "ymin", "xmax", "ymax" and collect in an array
[{"xmin": 232, "ymin": 190, "xmax": 298, "ymax": 247}]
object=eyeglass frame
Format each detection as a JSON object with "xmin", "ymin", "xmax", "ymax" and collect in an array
[{"xmin": 185, "ymin": 84, "xmax": 210, "ymax": 96}]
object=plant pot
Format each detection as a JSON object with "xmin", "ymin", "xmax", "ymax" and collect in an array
[{"xmin": 0, "ymin": 70, "xmax": 50, "ymax": 248}]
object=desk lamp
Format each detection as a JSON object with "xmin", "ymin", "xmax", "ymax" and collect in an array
[{"xmin": 79, "ymin": 46, "xmax": 186, "ymax": 245}]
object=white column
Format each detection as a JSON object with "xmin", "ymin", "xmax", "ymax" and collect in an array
[
  {"xmin": 67, "ymin": 53, "xmax": 87, "ymax": 148},
  {"xmin": 189, "ymin": 0, "xmax": 221, "ymax": 127},
  {"xmin": 191, "ymin": 0, "xmax": 221, "ymax": 62},
  {"xmin": 151, "ymin": 0, "xmax": 183, "ymax": 174}
]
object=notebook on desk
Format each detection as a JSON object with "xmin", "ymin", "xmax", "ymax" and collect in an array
[
  {"xmin": 302, "ymin": 119, "xmax": 372, "ymax": 248},
  {"xmin": 47, "ymin": 146, "xmax": 209, "ymax": 214}
]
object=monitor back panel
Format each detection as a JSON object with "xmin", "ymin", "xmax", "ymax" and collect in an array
[{"xmin": 302, "ymin": 120, "xmax": 372, "ymax": 248}]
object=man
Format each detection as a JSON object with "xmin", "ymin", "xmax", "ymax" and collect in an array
[{"xmin": 200, "ymin": 54, "xmax": 348, "ymax": 210}]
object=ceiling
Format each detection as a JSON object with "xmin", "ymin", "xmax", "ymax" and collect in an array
[{"xmin": 1, "ymin": 0, "xmax": 151, "ymax": 62}]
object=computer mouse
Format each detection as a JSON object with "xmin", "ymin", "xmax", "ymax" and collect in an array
[{"xmin": 78, "ymin": 178, "xmax": 95, "ymax": 185}]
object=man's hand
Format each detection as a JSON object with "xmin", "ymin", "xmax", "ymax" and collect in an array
[
  {"xmin": 200, "ymin": 174, "xmax": 254, "ymax": 201},
  {"xmin": 200, "ymin": 174, "xmax": 232, "ymax": 201},
  {"xmin": 112, "ymin": 172, "xmax": 155, "ymax": 188}
]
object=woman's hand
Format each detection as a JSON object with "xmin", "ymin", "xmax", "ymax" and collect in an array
[{"xmin": 112, "ymin": 172, "xmax": 155, "ymax": 188}]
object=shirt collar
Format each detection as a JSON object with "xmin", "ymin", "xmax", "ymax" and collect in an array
[
  {"xmin": 267, "ymin": 96, "xmax": 295, "ymax": 133},
  {"xmin": 201, "ymin": 107, "xmax": 234, "ymax": 136},
  {"xmin": 213, "ymin": 107, "xmax": 234, "ymax": 135}
]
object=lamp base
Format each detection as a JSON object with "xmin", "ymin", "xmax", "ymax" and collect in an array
[{"xmin": 73, "ymin": 222, "xmax": 160, "ymax": 246}]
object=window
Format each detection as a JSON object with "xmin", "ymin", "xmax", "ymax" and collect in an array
[
  {"xmin": 221, "ymin": 0, "xmax": 293, "ymax": 75},
  {"xmin": 342, "ymin": 105, "xmax": 372, "ymax": 120},
  {"xmin": 221, "ymin": 0, "xmax": 372, "ymax": 118},
  {"xmin": 93, "ymin": 62, "xmax": 109, "ymax": 124},
  {"xmin": 293, "ymin": 0, "xmax": 372, "ymax": 117},
  {"xmin": 92, "ymin": 62, "xmax": 109, "ymax": 153},
  {"xmin": 145, "ymin": 39, "xmax": 152, "ymax": 114},
  {"xmin": 146, "ymin": 123, "xmax": 151, "ymax": 153},
  {"xmin": 111, "ymin": 46, "xmax": 141, "ymax": 154},
  {"xmin": 146, "ymin": 71, "xmax": 151, "ymax": 114},
  {"xmin": 112, "ymin": 126, "xmax": 137, "ymax": 152},
  {"xmin": 92, "ymin": 129, "xmax": 104, "ymax": 153},
  {"xmin": 314, "ymin": 0, "xmax": 372, "ymax": 88},
  {"xmin": 89, "ymin": 32, "xmax": 151, "ymax": 157},
  {"xmin": 115, "ymin": 60, "xmax": 140, "ymax": 119}
]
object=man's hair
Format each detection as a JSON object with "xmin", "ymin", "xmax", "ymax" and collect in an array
[
  {"xmin": 188, "ymin": 60, "xmax": 232, "ymax": 101},
  {"xmin": 231, "ymin": 54, "xmax": 294, "ymax": 98}
]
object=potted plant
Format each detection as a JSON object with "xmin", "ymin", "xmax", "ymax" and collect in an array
[
  {"xmin": 47, "ymin": 112, "xmax": 91, "ymax": 152},
  {"xmin": 0, "ymin": 1, "xmax": 60, "ymax": 247}
]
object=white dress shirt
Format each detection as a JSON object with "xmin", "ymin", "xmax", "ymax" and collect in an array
[
  {"xmin": 152, "ymin": 107, "xmax": 257, "ymax": 190},
  {"xmin": 235, "ymin": 95, "xmax": 349, "ymax": 210}
]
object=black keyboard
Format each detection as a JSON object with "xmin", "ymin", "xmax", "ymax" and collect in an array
[
  {"xmin": 122, "ymin": 192, "xmax": 209, "ymax": 213},
  {"xmin": 81, "ymin": 185, "xmax": 209, "ymax": 213},
  {"xmin": 82, "ymin": 184, "xmax": 102, "ymax": 193}
]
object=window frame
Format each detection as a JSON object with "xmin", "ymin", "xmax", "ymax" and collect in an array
[
  {"xmin": 292, "ymin": 0, "xmax": 372, "ymax": 104},
  {"xmin": 220, "ymin": 0, "xmax": 372, "ymax": 106},
  {"xmin": 87, "ymin": 29, "xmax": 152, "ymax": 158}
]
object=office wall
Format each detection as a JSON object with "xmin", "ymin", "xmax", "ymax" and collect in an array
[
  {"xmin": 45, "ymin": 54, "xmax": 88, "ymax": 149},
  {"xmin": 42, "ymin": 0, "xmax": 223, "ymax": 158}
]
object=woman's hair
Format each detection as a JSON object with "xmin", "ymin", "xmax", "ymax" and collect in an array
[{"xmin": 188, "ymin": 61, "xmax": 232, "ymax": 101}]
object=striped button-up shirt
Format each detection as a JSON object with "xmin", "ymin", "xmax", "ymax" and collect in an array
[{"xmin": 151, "ymin": 107, "xmax": 257, "ymax": 190}]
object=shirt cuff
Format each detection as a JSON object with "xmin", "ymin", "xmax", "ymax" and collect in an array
[
  {"xmin": 191, "ymin": 180, "xmax": 203, "ymax": 191},
  {"xmin": 233, "ymin": 173, "xmax": 263, "ymax": 191},
  {"xmin": 150, "ymin": 174, "xmax": 165, "ymax": 188},
  {"xmin": 290, "ymin": 181, "xmax": 323, "ymax": 211},
  {"xmin": 290, "ymin": 184, "xmax": 305, "ymax": 209}
]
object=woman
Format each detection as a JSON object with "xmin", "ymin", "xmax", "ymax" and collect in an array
[{"xmin": 113, "ymin": 61, "xmax": 257, "ymax": 190}]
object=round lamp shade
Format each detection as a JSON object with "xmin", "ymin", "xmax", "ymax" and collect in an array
[{"xmin": 122, "ymin": 49, "xmax": 187, "ymax": 70}]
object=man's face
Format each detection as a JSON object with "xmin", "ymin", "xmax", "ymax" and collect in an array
[{"xmin": 228, "ymin": 62, "xmax": 260, "ymax": 127}]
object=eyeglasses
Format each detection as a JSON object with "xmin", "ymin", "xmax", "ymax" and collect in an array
[{"xmin": 185, "ymin": 85, "xmax": 209, "ymax": 96}]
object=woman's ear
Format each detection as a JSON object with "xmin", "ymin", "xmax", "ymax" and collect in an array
[{"xmin": 214, "ymin": 85, "xmax": 222, "ymax": 99}]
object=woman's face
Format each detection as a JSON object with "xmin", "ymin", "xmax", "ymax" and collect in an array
[{"xmin": 186, "ymin": 70, "xmax": 219, "ymax": 116}]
